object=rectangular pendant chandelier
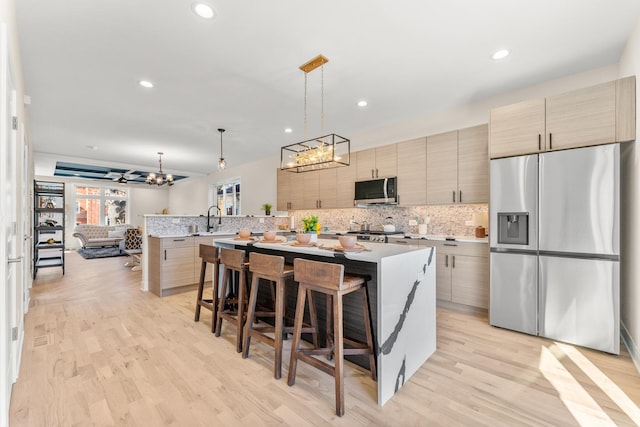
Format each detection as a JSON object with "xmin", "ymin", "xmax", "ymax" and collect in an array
[
  {"xmin": 280, "ymin": 133, "xmax": 350, "ymax": 173},
  {"xmin": 280, "ymin": 54, "xmax": 350, "ymax": 173}
]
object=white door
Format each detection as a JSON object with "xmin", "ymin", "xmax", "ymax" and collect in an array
[{"xmin": 0, "ymin": 23, "xmax": 19, "ymax": 425}]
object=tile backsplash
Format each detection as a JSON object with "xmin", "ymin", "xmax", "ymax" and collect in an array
[
  {"xmin": 145, "ymin": 204, "xmax": 488, "ymax": 237},
  {"xmin": 289, "ymin": 204, "xmax": 488, "ymax": 236}
]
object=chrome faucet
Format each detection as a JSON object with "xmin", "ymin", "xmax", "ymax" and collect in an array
[{"xmin": 207, "ymin": 205, "xmax": 222, "ymax": 232}]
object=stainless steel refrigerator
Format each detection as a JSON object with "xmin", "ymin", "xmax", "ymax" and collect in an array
[{"xmin": 489, "ymin": 144, "xmax": 620, "ymax": 354}]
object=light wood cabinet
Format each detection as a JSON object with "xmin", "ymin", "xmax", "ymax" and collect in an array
[
  {"xmin": 490, "ymin": 76, "xmax": 636, "ymax": 158},
  {"xmin": 434, "ymin": 241, "xmax": 488, "ymax": 309},
  {"xmin": 397, "ymin": 137, "xmax": 427, "ymax": 206},
  {"xmin": 148, "ymin": 236, "xmax": 215, "ymax": 297},
  {"xmin": 426, "ymin": 130, "xmax": 458, "ymax": 204},
  {"xmin": 546, "ymin": 80, "xmax": 616, "ymax": 151},
  {"xmin": 356, "ymin": 145, "xmax": 397, "ymax": 180},
  {"xmin": 388, "ymin": 239, "xmax": 489, "ymax": 309},
  {"xmin": 458, "ymin": 124, "xmax": 489, "ymax": 204},
  {"xmin": 276, "ymin": 168, "xmax": 290, "ymax": 211},
  {"xmin": 489, "ymin": 98, "xmax": 545, "ymax": 158},
  {"xmin": 426, "ymin": 124, "xmax": 488, "ymax": 205},
  {"xmin": 334, "ymin": 162, "xmax": 357, "ymax": 208},
  {"xmin": 277, "ymin": 158, "xmax": 357, "ymax": 210}
]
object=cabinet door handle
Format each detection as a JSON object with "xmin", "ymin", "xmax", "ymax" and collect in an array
[
  {"xmin": 452, "ymin": 255, "xmax": 456, "ymax": 268},
  {"xmin": 319, "ymin": 200, "xmax": 322, "ymax": 208},
  {"xmin": 445, "ymin": 254, "xmax": 448, "ymax": 267},
  {"xmin": 173, "ymin": 239, "xmax": 185, "ymax": 242},
  {"xmin": 444, "ymin": 243, "xmax": 458, "ymax": 247},
  {"xmin": 164, "ymin": 249, "xmax": 167, "ymax": 261},
  {"xmin": 459, "ymin": 190, "xmax": 462, "ymax": 203},
  {"xmin": 452, "ymin": 191, "xmax": 456, "ymax": 203},
  {"xmin": 376, "ymin": 168, "xmax": 379, "ymax": 178},
  {"xmin": 538, "ymin": 134, "xmax": 541, "ymax": 151},
  {"xmin": 549, "ymin": 133, "xmax": 553, "ymax": 150}
]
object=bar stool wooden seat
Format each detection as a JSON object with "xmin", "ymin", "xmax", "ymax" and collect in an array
[
  {"xmin": 242, "ymin": 252, "xmax": 319, "ymax": 379},
  {"xmin": 215, "ymin": 247, "xmax": 250, "ymax": 353},
  {"xmin": 287, "ymin": 258, "xmax": 376, "ymax": 417},
  {"xmin": 194, "ymin": 244, "xmax": 220, "ymax": 333}
]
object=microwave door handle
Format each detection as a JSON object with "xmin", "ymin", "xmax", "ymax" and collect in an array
[{"xmin": 383, "ymin": 178, "xmax": 388, "ymax": 202}]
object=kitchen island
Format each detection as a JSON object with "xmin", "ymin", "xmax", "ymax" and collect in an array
[{"xmin": 213, "ymin": 237, "xmax": 436, "ymax": 406}]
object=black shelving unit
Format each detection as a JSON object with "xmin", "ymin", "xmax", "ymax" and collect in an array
[{"xmin": 33, "ymin": 181, "xmax": 65, "ymax": 278}]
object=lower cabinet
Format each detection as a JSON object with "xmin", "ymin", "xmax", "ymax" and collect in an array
[
  {"xmin": 433, "ymin": 241, "xmax": 489, "ymax": 309},
  {"xmin": 148, "ymin": 236, "xmax": 216, "ymax": 296},
  {"xmin": 388, "ymin": 238, "xmax": 489, "ymax": 309}
]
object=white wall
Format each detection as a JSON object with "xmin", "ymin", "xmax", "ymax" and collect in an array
[
  {"xmin": 168, "ymin": 155, "xmax": 281, "ymax": 217},
  {"xmin": 619, "ymin": 15, "xmax": 640, "ymax": 369},
  {"xmin": 129, "ymin": 186, "xmax": 170, "ymax": 226},
  {"xmin": 167, "ymin": 175, "xmax": 209, "ymax": 216}
]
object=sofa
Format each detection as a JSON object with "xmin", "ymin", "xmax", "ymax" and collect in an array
[{"xmin": 72, "ymin": 224, "xmax": 129, "ymax": 249}]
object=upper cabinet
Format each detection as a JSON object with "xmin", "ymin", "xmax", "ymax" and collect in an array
[
  {"xmin": 276, "ymin": 158, "xmax": 358, "ymax": 210},
  {"xmin": 356, "ymin": 145, "xmax": 397, "ymax": 180},
  {"xmin": 490, "ymin": 76, "xmax": 636, "ymax": 159},
  {"xmin": 426, "ymin": 124, "xmax": 488, "ymax": 205},
  {"xmin": 426, "ymin": 131, "xmax": 458, "ymax": 204},
  {"xmin": 397, "ymin": 137, "xmax": 427, "ymax": 206},
  {"xmin": 458, "ymin": 124, "xmax": 489, "ymax": 204}
]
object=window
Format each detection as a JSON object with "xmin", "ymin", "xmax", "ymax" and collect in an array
[
  {"xmin": 212, "ymin": 179, "xmax": 241, "ymax": 216},
  {"xmin": 75, "ymin": 185, "xmax": 129, "ymax": 225}
]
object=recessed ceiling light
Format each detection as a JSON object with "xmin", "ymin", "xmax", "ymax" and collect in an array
[
  {"xmin": 139, "ymin": 80, "xmax": 154, "ymax": 88},
  {"xmin": 192, "ymin": 2, "xmax": 215, "ymax": 19},
  {"xmin": 85, "ymin": 145, "xmax": 98, "ymax": 150},
  {"xmin": 491, "ymin": 49, "xmax": 510, "ymax": 60},
  {"xmin": 357, "ymin": 100, "xmax": 368, "ymax": 107},
  {"xmin": 284, "ymin": 128, "xmax": 293, "ymax": 133}
]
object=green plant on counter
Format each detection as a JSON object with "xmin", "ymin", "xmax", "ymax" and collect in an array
[
  {"xmin": 301, "ymin": 215, "xmax": 321, "ymax": 234},
  {"xmin": 261, "ymin": 203, "xmax": 272, "ymax": 215}
]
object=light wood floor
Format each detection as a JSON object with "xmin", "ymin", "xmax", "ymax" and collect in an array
[{"xmin": 9, "ymin": 251, "xmax": 640, "ymax": 426}]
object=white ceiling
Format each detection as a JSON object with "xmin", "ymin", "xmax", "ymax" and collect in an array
[{"xmin": 16, "ymin": 0, "xmax": 640, "ymax": 178}]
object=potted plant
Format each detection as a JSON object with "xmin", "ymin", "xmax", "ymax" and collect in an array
[
  {"xmin": 299, "ymin": 215, "xmax": 321, "ymax": 243},
  {"xmin": 261, "ymin": 203, "xmax": 272, "ymax": 216}
]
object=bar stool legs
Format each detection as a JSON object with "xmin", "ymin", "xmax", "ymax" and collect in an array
[
  {"xmin": 215, "ymin": 248, "xmax": 249, "ymax": 353},
  {"xmin": 242, "ymin": 252, "xmax": 319, "ymax": 379},
  {"xmin": 194, "ymin": 244, "xmax": 219, "ymax": 333},
  {"xmin": 287, "ymin": 258, "xmax": 377, "ymax": 417}
]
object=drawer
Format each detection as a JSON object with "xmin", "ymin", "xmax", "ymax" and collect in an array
[
  {"xmin": 161, "ymin": 237, "xmax": 194, "ymax": 249},
  {"xmin": 430, "ymin": 241, "xmax": 488, "ymax": 257}
]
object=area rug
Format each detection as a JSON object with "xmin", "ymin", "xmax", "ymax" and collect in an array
[{"xmin": 77, "ymin": 247, "xmax": 127, "ymax": 259}]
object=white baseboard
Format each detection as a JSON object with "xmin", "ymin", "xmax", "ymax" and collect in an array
[{"xmin": 621, "ymin": 321, "xmax": 640, "ymax": 375}]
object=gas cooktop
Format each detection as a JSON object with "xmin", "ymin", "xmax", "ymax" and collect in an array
[{"xmin": 347, "ymin": 230, "xmax": 404, "ymax": 235}]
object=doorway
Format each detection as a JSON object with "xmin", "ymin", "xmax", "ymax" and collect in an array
[{"xmin": 0, "ymin": 23, "xmax": 21, "ymax": 425}]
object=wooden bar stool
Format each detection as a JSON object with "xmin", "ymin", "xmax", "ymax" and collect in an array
[
  {"xmin": 242, "ymin": 252, "xmax": 319, "ymax": 379},
  {"xmin": 215, "ymin": 247, "xmax": 250, "ymax": 353},
  {"xmin": 287, "ymin": 258, "xmax": 376, "ymax": 417},
  {"xmin": 194, "ymin": 244, "xmax": 220, "ymax": 333}
]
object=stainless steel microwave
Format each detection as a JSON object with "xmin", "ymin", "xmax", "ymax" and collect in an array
[{"xmin": 354, "ymin": 177, "xmax": 398, "ymax": 205}]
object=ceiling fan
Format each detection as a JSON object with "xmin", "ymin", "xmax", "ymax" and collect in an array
[{"xmin": 105, "ymin": 170, "xmax": 139, "ymax": 184}]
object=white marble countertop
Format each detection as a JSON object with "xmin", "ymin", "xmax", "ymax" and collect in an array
[
  {"xmin": 213, "ymin": 237, "xmax": 428, "ymax": 263},
  {"xmin": 398, "ymin": 234, "xmax": 488, "ymax": 244},
  {"xmin": 148, "ymin": 232, "xmax": 236, "ymax": 238}
]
